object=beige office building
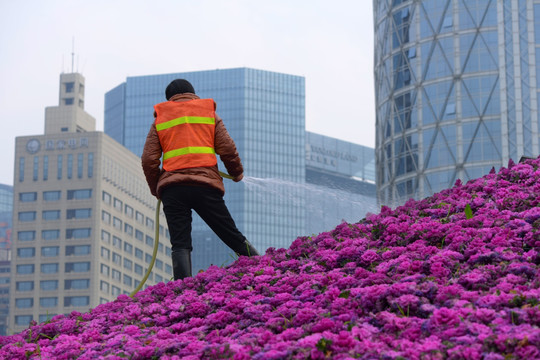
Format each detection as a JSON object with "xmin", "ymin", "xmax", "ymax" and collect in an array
[{"xmin": 8, "ymin": 73, "xmax": 171, "ymax": 334}]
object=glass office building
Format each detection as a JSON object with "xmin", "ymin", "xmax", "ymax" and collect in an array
[
  {"xmin": 305, "ymin": 132, "xmax": 377, "ymax": 235},
  {"xmin": 105, "ymin": 68, "xmax": 306, "ymax": 271},
  {"xmin": 374, "ymin": 0, "xmax": 540, "ymax": 206},
  {"xmin": 0, "ymin": 184, "xmax": 12, "ymax": 335}
]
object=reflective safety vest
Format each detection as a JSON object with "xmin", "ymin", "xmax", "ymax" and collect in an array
[{"xmin": 154, "ymin": 98, "xmax": 218, "ymax": 171}]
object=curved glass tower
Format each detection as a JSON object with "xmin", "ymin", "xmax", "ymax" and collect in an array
[{"xmin": 374, "ymin": 0, "xmax": 540, "ymax": 206}]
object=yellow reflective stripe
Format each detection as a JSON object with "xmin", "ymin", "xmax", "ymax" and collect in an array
[
  {"xmin": 163, "ymin": 146, "xmax": 215, "ymax": 160},
  {"xmin": 156, "ymin": 116, "xmax": 215, "ymax": 131}
]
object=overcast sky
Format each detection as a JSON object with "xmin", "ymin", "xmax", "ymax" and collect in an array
[{"xmin": 0, "ymin": 0, "xmax": 375, "ymax": 186}]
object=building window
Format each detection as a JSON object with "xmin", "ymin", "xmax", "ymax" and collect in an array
[
  {"xmin": 43, "ymin": 155, "xmax": 49, "ymax": 181},
  {"xmin": 66, "ymin": 245, "xmax": 91, "ymax": 256},
  {"xmin": 135, "ymin": 211, "xmax": 144, "ymax": 224},
  {"xmin": 65, "ymin": 279, "xmax": 89, "ymax": 290},
  {"xmin": 41, "ymin": 246, "xmax": 59, "ymax": 257},
  {"xmin": 123, "ymin": 258, "xmax": 132, "ymax": 271},
  {"xmin": 134, "ymin": 264, "xmax": 143, "ymax": 275},
  {"xmin": 77, "ymin": 153, "xmax": 84, "ymax": 179},
  {"xmin": 123, "ymin": 274, "xmax": 132, "ymax": 287},
  {"xmin": 19, "ymin": 192, "xmax": 37, "ymax": 202},
  {"xmin": 67, "ymin": 208, "xmax": 92, "ymax": 219},
  {"xmin": 101, "ymin": 230, "xmax": 111, "ymax": 244},
  {"xmin": 40, "ymin": 280, "xmax": 58, "ymax": 291},
  {"xmin": 39, "ymin": 297, "xmax": 58, "ymax": 308},
  {"xmin": 101, "ymin": 264, "xmax": 110, "ymax": 276},
  {"xmin": 33, "ymin": 156, "xmax": 39, "ymax": 181},
  {"xmin": 112, "ymin": 236, "xmax": 122, "ymax": 250},
  {"xmin": 146, "ymin": 217, "xmax": 154, "ymax": 230},
  {"xmin": 111, "ymin": 286, "xmax": 121, "ymax": 297},
  {"xmin": 135, "ymin": 248, "xmax": 143, "ymax": 260},
  {"xmin": 18, "ymin": 211, "xmax": 36, "ymax": 222},
  {"xmin": 112, "ymin": 252, "xmax": 121, "ymax": 266},
  {"xmin": 15, "ymin": 298, "xmax": 34, "ymax": 308},
  {"xmin": 113, "ymin": 217, "xmax": 122, "ymax": 230},
  {"xmin": 145, "ymin": 253, "xmax": 152, "ymax": 264},
  {"xmin": 111, "ymin": 269, "xmax": 121, "ymax": 282},
  {"xmin": 123, "ymin": 242, "xmax": 133, "ymax": 254},
  {"xmin": 102, "ymin": 191, "xmax": 111, "ymax": 204},
  {"xmin": 135, "ymin": 230, "xmax": 143, "ymax": 242},
  {"xmin": 64, "ymin": 98, "xmax": 74, "ymax": 106},
  {"xmin": 41, "ymin": 263, "xmax": 59, "ymax": 274},
  {"xmin": 19, "ymin": 157, "xmax": 25, "ymax": 182},
  {"xmin": 67, "ymin": 154, "xmax": 73, "ymax": 178},
  {"xmin": 124, "ymin": 223, "xmax": 133, "ymax": 237},
  {"xmin": 67, "ymin": 189, "xmax": 92, "ymax": 200},
  {"xmin": 88, "ymin": 153, "xmax": 94, "ymax": 178},
  {"xmin": 113, "ymin": 198, "xmax": 122, "ymax": 212},
  {"xmin": 165, "ymin": 264, "xmax": 172, "ymax": 275},
  {"xmin": 124, "ymin": 205, "xmax": 133, "ymax": 218},
  {"xmin": 43, "ymin": 191, "xmax": 61, "ymax": 201},
  {"xmin": 65, "ymin": 82, "xmax": 74, "ymax": 93},
  {"xmin": 155, "ymin": 259, "xmax": 163, "ymax": 271},
  {"xmin": 42, "ymin": 230, "xmax": 60, "ymax": 241},
  {"xmin": 145, "ymin": 236, "xmax": 154, "ymax": 247},
  {"xmin": 65, "ymin": 262, "xmax": 90, "ymax": 273},
  {"xmin": 17, "ymin": 264, "xmax": 35, "ymax": 274},
  {"xmin": 16, "ymin": 281, "xmax": 34, "ymax": 291},
  {"xmin": 42, "ymin": 210, "xmax": 61, "ymax": 221},
  {"xmin": 57, "ymin": 154, "xmax": 63, "ymax": 180},
  {"xmin": 64, "ymin": 296, "xmax": 89, "ymax": 307},
  {"xmin": 101, "ymin": 247, "xmax": 110, "ymax": 260},
  {"xmin": 102, "ymin": 211, "xmax": 111, "ymax": 224},
  {"xmin": 155, "ymin": 274, "xmax": 163, "ymax": 283},
  {"xmin": 17, "ymin": 231, "xmax": 36, "ymax": 241},
  {"xmin": 66, "ymin": 228, "xmax": 91, "ymax": 239},
  {"xmin": 100, "ymin": 281, "xmax": 109, "ymax": 293},
  {"xmin": 15, "ymin": 315, "xmax": 33, "ymax": 326}
]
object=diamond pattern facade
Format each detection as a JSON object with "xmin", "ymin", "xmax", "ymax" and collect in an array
[{"xmin": 374, "ymin": 0, "xmax": 540, "ymax": 206}]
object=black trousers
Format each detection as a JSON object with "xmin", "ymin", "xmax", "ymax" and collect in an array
[{"xmin": 160, "ymin": 185, "xmax": 248, "ymax": 254}]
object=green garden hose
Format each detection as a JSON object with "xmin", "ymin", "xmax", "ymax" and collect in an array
[
  {"xmin": 129, "ymin": 199, "xmax": 161, "ymax": 297},
  {"xmin": 130, "ymin": 171, "xmax": 233, "ymax": 297}
]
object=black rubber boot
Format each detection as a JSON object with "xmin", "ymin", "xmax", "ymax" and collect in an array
[
  {"xmin": 172, "ymin": 249, "xmax": 192, "ymax": 280},
  {"xmin": 236, "ymin": 240, "xmax": 260, "ymax": 257}
]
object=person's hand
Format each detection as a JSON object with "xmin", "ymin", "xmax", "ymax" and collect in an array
[{"xmin": 233, "ymin": 173, "xmax": 244, "ymax": 182}]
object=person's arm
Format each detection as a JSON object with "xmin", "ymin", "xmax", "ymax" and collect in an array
[
  {"xmin": 214, "ymin": 115, "xmax": 244, "ymax": 181},
  {"xmin": 141, "ymin": 124, "xmax": 163, "ymax": 197}
]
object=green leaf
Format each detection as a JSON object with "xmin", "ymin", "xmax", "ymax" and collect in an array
[{"xmin": 465, "ymin": 204, "xmax": 473, "ymax": 219}]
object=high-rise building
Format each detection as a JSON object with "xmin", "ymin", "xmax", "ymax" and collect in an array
[
  {"xmin": 0, "ymin": 184, "xmax": 13, "ymax": 335},
  {"xmin": 305, "ymin": 132, "xmax": 377, "ymax": 234},
  {"xmin": 374, "ymin": 0, "xmax": 540, "ymax": 205},
  {"xmin": 105, "ymin": 68, "xmax": 306, "ymax": 272},
  {"xmin": 8, "ymin": 73, "xmax": 171, "ymax": 334}
]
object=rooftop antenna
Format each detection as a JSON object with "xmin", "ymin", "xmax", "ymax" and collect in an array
[{"xmin": 71, "ymin": 37, "xmax": 75, "ymax": 73}]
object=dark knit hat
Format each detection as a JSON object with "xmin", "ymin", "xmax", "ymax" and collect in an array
[{"xmin": 165, "ymin": 79, "xmax": 196, "ymax": 100}]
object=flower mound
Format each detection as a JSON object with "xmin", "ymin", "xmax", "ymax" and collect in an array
[{"xmin": 2, "ymin": 157, "xmax": 540, "ymax": 359}]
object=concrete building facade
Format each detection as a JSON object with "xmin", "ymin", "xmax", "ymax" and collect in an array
[{"xmin": 8, "ymin": 73, "xmax": 171, "ymax": 334}]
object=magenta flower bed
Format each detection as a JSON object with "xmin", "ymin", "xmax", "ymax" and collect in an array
[{"xmin": 2, "ymin": 157, "xmax": 540, "ymax": 359}]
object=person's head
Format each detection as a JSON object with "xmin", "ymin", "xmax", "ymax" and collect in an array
[{"xmin": 165, "ymin": 79, "xmax": 196, "ymax": 100}]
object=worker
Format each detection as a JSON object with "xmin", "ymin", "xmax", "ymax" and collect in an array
[{"xmin": 141, "ymin": 79, "xmax": 259, "ymax": 280}]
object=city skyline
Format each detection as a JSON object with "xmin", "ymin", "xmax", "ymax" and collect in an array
[{"xmin": 0, "ymin": 0, "xmax": 375, "ymax": 186}]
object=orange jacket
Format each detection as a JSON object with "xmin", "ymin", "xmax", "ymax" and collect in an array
[
  {"xmin": 141, "ymin": 93, "xmax": 244, "ymax": 197},
  {"xmin": 154, "ymin": 98, "xmax": 217, "ymax": 171}
]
